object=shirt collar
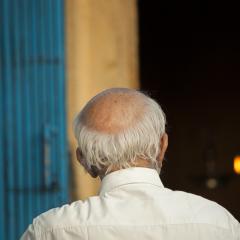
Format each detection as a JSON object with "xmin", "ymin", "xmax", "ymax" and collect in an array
[{"xmin": 99, "ymin": 167, "xmax": 164, "ymax": 196}]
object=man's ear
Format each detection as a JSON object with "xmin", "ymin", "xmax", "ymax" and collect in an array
[
  {"xmin": 76, "ymin": 147, "xmax": 81, "ymax": 162},
  {"xmin": 157, "ymin": 133, "xmax": 168, "ymax": 165},
  {"xmin": 76, "ymin": 147, "xmax": 99, "ymax": 178}
]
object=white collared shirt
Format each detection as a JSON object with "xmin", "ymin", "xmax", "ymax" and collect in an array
[{"xmin": 21, "ymin": 167, "xmax": 240, "ymax": 240}]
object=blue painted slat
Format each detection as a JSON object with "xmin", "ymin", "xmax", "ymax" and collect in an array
[
  {"xmin": 0, "ymin": 1, "xmax": 6, "ymax": 237},
  {"xmin": 0, "ymin": 66, "xmax": 5, "ymax": 240},
  {"xmin": 0, "ymin": 82, "xmax": 5, "ymax": 240},
  {"xmin": 2, "ymin": 0, "xmax": 15, "ymax": 239},
  {"xmin": 33, "ymin": 0, "xmax": 42, "ymax": 218},
  {"xmin": 52, "ymin": 0, "xmax": 59, "ymax": 207},
  {"xmin": 50, "ymin": 0, "xmax": 57, "ymax": 206},
  {"xmin": 28, "ymin": 0, "xmax": 39, "ymax": 222},
  {"xmin": 56, "ymin": 0, "xmax": 69, "ymax": 203},
  {"xmin": 40, "ymin": 0, "xmax": 49, "ymax": 212},
  {"xmin": 51, "ymin": 0, "xmax": 58, "ymax": 207},
  {"xmin": 12, "ymin": 0, "xmax": 24, "ymax": 237},
  {"xmin": 22, "ymin": 0, "xmax": 32, "ymax": 234}
]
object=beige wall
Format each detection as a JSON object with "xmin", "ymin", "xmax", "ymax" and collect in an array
[{"xmin": 65, "ymin": 0, "xmax": 139, "ymax": 200}]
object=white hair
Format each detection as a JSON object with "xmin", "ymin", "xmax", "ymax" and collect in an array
[{"xmin": 73, "ymin": 89, "xmax": 166, "ymax": 173}]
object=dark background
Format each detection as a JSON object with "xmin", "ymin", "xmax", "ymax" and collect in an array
[{"xmin": 138, "ymin": 0, "xmax": 240, "ymax": 220}]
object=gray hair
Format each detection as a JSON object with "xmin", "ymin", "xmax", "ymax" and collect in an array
[{"xmin": 73, "ymin": 89, "xmax": 166, "ymax": 173}]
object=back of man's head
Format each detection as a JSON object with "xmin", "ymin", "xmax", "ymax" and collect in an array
[{"xmin": 73, "ymin": 88, "xmax": 166, "ymax": 174}]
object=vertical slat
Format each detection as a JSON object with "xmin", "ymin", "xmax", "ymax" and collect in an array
[
  {"xmin": 13, "ymin": 0, "xmax": 24, "ymax": 236},
  {"xmin": 28, "ymin": 0, "xmax": 39, "ymax": 221},
  {"xmin": 49, "ymin": 0, "xmax": 58, "ymax": 207},
  {"xmin": 54, "ymin": 0, "xmax": 62, "ymax": 201},
  {"xmin": 40, "ymin": 0, "xmax": 48, "ymax": 212},
  {"xmin": 0, "ymin": 1, "xmax": 6, "ymax": 238},
  {"xmin": 2, "ymin": 0, "xmax": 15, "ymax": 239},
  {"xmin": 57, "ymin": 0, "xmax": 68, "ymax": 202},
  {"xmin": 46, "ymin": 0, "xmax": 52, "ymax": 209},
  {"xmin": 22, "ymin": 0, "xmax": 32, "ymax": 233},
  {"xmin": 34, "ymin": 0, "xmax": 42, "ymax": 217},
  {"xmin": 54, "ymin": 0, "xmax": 60, "ymax": 207},
  {"xmin": 0, "ymin": 79, "xmax": 5, "ymax": 240},
  {"xmin": 47, "ymin": 0, "xmax": 54, "ymax": 204}
]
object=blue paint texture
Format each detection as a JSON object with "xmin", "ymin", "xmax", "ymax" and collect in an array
[{"xmin": 0, "ymin": 0, "xmax": 69, "ymax": 239}]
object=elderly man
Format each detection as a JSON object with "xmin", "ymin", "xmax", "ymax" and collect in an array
[{"xmin": 21, "ymin": 88, "xmax": 239, "ymax": 239}]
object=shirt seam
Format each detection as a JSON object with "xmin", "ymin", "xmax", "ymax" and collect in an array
[
  {"xmin": 86, "ymin": 225, "xmax": 89, "ymax": 240},
  {"xmin": 100, "ymin": 182, "xmax": 164, "ymax": 195},
  {"xmin": 37, "ymin": 222, "xmax": 232, "ymax": 233}
]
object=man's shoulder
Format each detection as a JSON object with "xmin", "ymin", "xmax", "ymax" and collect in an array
[
  {"xmin": 170, "ymin": 189, "xmax": 239, "ymax": 229},
  {"xmin": 33, "ymin": 196, "xmax": 99, "ymax": 230}
]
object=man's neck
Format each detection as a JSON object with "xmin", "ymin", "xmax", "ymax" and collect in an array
[{"xmin": 100, "ymin": 159, "xmax": 155, "ymax": 180}]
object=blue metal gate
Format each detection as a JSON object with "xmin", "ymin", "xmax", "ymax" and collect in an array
[{"xmin": 0, "ymin": 0, "xmax": 69, "ymax": 239}]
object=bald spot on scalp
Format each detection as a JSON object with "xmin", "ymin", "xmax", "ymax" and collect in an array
[{"xmin": 80, "ymin": 91, "xmax": 146, "ymax": 134}]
